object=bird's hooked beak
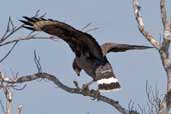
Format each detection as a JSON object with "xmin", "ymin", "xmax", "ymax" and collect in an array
[{"xmin": 74, "ymin": 69, "xmax": 81, "ymax": 76}]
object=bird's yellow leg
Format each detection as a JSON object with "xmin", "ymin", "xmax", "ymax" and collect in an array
[{"xmin": 82, "ymin": 80, "xmax": 94, "ymax": 90}]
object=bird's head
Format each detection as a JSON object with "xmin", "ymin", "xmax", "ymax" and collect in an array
[{"xmin": 72, "ymin": 60, "xmax": 81, "ymax": 76}]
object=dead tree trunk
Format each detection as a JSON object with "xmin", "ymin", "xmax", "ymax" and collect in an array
[{"xmin": 132, "ymin": 0, "xmax": 171, "ymax": 113}]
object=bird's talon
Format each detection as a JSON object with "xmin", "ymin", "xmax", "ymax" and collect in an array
[
  {"xmin": 82, "ymin": 84, "xmax": 89, "ymax": 90},
  {"xmin": 94, "ymin": 90, "xmax": 100, "ymax": 99},
  {"xmin": 90, "ymin": 89, "xmax": 100, "ymax": 100}
]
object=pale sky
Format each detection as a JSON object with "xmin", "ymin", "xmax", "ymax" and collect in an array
[{"xmin": 0, "ymin": 0, "xmax": 171, "ymax": 114}]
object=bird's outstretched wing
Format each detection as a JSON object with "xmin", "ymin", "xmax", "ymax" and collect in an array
[
  {"xmin": 20, "ymin": 16, "xmax": 103, "ymax": 60},
  {"xmin": 101, "ymin": 42, "xmax": 153, "ymax": 55}
]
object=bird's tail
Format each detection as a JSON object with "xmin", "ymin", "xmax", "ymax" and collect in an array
[
  {"xmin": 97, "ymin": 77, "xmax": 121, "ymax": 92},
  {"xmin": 96, "ymin": 63, "xmax": 121, "ymax": 92}
]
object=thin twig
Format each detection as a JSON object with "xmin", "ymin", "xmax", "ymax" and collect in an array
[
  {"xmin": 1, "ymin": 17, "xmax": 13, "ymax": 42},
  {"xmin": 0, "ymin": 100, "xmax": 5, "ymax": 113},
  {"xmin": 73, "ymin": 81, "xmax": 80, "ymax": 89},
  {"xmin": 85, "ymin": 27, "xmax": 99, "ymax": 33},
  {"xmin": 145, "ymin": 81, "xmax": 161, "ymax": 114},
  {"xmin": 81, "ymin": 22, "xmax": 98, "ymax": 33},
  {"xmin": 12, "ymin": 84, "xmax": 27, "ymax": 91},
  {"xmin": 34, "ymin": 50, "xmax": 42, "ymax": 73},
  {"xmin": 9, "ymin": 17, "xmax": 15, "ymax": 32},
  {"xmin": 1, "ymin": 24, "xmax": 24, "ymax": 43},
  {"xmin": 137, "ymin": 104, "xmax": 146, "ymax": 114},
  {"xmin": 0, "ymin": 41, "xmax": 18, "ymax": 63},
  {"xmin": 33, "ymin": 10, "xmax": 46, "ymax": 18},
  {"xmin": 81, "ymin": 22, "xmax": 92, "ymax": 30},
  {"xmin": 16, "ymin": 105, "xmax": 22, "ymax": 114},
  {"xmin": 0, "ymin": 10, "xmax": 47, "ymax": 45},
  {"xmin": 34, "ymin": 9, "xmax": 41, "ymax": 17}
]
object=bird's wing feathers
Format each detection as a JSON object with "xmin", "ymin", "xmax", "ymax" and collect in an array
[
  {"xmin": 101, "ymin": 42, "xmax": 153, "ymax": 55},
  {"xmin": 21, "ymin": 16, "xmax": 103, "ymax": 60}
]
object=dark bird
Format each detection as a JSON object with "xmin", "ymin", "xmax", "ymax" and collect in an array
[{"xmin": 20, "ymin": 17, "xmax": 153, "ymax": 92}]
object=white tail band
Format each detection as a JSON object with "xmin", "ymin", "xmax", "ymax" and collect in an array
[{"xmin": 97, "ymin": 77, "xmax": 118, "ymax": 84}]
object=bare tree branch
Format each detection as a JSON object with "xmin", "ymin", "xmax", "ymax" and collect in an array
[
  {"xmin": 132, "ymin": 0, "xmax": 160, "ymax": 49},
  {"xmin": 3, "ymin": 87, "xmax": 13, "ymax": 114},
  {"xmin": 1, "ymin": 72, "xmax": 139, "ymax": 114},
  {"xmin": 0, "ymin": 15, "xmax": 46, "ymax": 64},
  {"xmin": 159, "ymin": 1, "xmax": 171, "ymax": 114},
  {"xmin": 0, "ymin": 35, "xmax": 57, "ymax": 47},
  {"xmin": 158, "ymin": 22, "xmax": 171, "ymax": 114},
  {"xmin": 0, "ymin": 72, "xmax": 25, "ymax": 114},
  {"xmin": 0, "ymin": 47, "xmax": 139, "ymax": 114},
  {"xmin": 145, "ymin": 81, "xmax": 161, "ymax": 114},
  {"xmin": 0, "ymin": 24, "xmax": 24, "ymax": 44},
  {"xmin": 1, "ymin": 17, "xmax": 17, "ymax": 42},
  {"xmin": 0, "ymin": 18, "xmax": 43, "ymax": 63},
  {"xmin": 170, "ymin": 16, "xmax": 171, "ymax": 31},
  {"xmin": 160, "ymin": 0, "xmax": 167, "ymax": 27},
  {"xmin": 0, "ymin": 10, "xmax": 52, "ymax": 48},
  {"xmin": 160, "ymin": 22, "xmax": 171, "ymax": 90},
  {"xmin": 133, "ymin": 0, "xmax": 171, "ymax": 114},
  {"xmin": 0, "ymin": 10, "xmax": 47, "ymax": 43}
]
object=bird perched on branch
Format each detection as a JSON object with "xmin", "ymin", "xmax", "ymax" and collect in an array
[{"xmin": 20, "ymin": 16, "xmax": 153, "ymax": 92}]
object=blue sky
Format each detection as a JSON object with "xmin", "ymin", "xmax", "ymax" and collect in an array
[{"xmin": 0, "ymin": 0, "xmax": 170, "ymax": 114}]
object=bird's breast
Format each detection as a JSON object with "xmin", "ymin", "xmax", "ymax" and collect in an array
[{"xmin": 77, "ymin": 56, "xmax": 97, "ymax": 78}]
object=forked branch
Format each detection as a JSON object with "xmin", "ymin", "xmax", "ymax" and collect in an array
[
  {"xmin": 1, "ymin": 72, "xmax": 139, "ymax": 114},
  {"xmin": 133, "ymin": 0, "xmax": 171, "ymax": 114},
  {"xmin": 132, "ymin": 0, "xmax": 160, "ymax": 49},
  {"xmin": 0, "ymin": 11, "xmax": 57, "ymax": 63}
]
